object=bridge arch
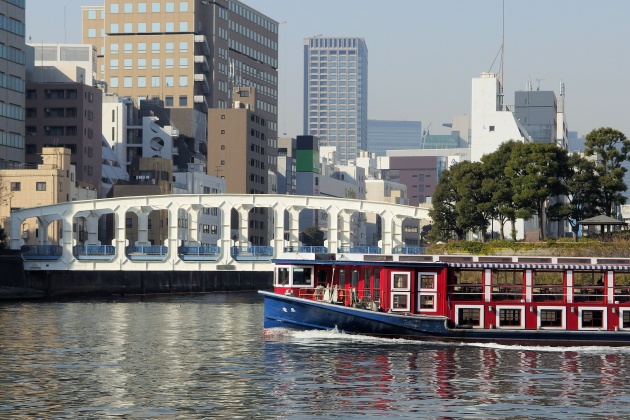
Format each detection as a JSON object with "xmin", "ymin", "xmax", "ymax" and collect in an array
[{"xmin": 9, "ymin": 194, "xmax": 431, "ymax": 272}]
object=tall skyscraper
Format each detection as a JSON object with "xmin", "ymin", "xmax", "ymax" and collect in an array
[
  {"xmin": 82, "ymin": 0, "xmax": 278, "ymax": 141},
  {"xmin": 0, "ymin": 0, "xmax": 25, "ymax": 168},
  {"xmin": 303, "ymin": 37, "xmax": 367, "ymax": 165}
]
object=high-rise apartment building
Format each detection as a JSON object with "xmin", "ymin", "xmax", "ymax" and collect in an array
[
  {"xmin": 0, "ymin": 0, "xmax": 25, "ymax": 168},
  {"xmin": 303, "ymin": 37, "xmax": 367, "ymax": 165},
  {"xmin": 82, "ymin": 0, "xmax": 279, "ymax": 142}
]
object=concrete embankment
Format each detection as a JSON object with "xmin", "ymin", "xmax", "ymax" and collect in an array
[{"xmin": 0, "ymin": 251, "xmax": 272, "ymax": 299}]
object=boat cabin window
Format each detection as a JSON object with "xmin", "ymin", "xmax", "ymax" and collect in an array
[
  {"xmin": 492, "ymin": 270, "xmax": 523, "ymax": 301},
  {"xmin": 574, "ymin": 271, "xmax": 605, "ymax": 302},
  {"xmin": 580, "ymin": 309, "xmax": 604, "ymax": 329},
  {"xmin": 351, "ymin": 270, "xmax": 359, "ymax": 287},
  {"xmin": 449, "ymin": 270, "xmax": 483, "ymax": 302},
  {"xmin": 293, "ymin": 267, "xmax": 313, "ymax": 286},
  {"xmin": 533, "ymin": 270, "xmax": 564, "ymax": 302},
  {"xmin": 539, "ymin": 309, "xmax": 563, "ymax": 327},
  {"xmin": 498, "ymin": 308, "xmax": 522, "ymax": 328},
  {"xmin": 615, "ymin": 272, "xmax": 630, "ymax": 303},
  {"xmin": 392, "ymin": 294, "xmax": 409, "ymax": 311},
  {"xmin": 622, "ymin": 310, "xmax": 630, "ymax": 329},
  {"xmin": 457, "ymin": 307, "xmax": 481, "ymax": 327},
  {"xmin": 274, "ymin": 265, "xmax": 314, "ymax": 287},
  {"xmin": 339, "ymin": 269, "xmax": 346, "ymax": 288},
  {"xmin": 364, "ymin": 268, "xmax": 371, "ymax": 289},
  {"xmin": 392, "ymin": 272, "xmax": 410, "ymax": 290},
  {"xmin": 374, "ymin": 269, "xmax": 381, "ymax": 290}
]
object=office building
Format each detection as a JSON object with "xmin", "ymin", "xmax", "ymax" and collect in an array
[
  {"xmin": 82, "ymin": 0, "xmax": 279, "ymax": 145},
  {"xmin": 303, "ymin": 36, "xmax": 367, "ymax": 164},
  {"xmin": 367, "ymin": 120, "xmax": 421, "ymax": 157},
  {"xmin": 0, "ymin": 0, "xmax": 25, "ymax": 168}
]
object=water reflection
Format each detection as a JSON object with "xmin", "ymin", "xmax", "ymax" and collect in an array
[{"xmin": 2, "ymin": 294, "xmax": 630, "ymax": 418}]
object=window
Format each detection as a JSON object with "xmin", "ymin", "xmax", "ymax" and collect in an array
[
  {"xmin": 152, "ymin": 58, "xmax": 160, "ymax": 69},
  {"xmin": 10, "ymin": 182, "xmax": 20, "ymax": 191},
  {"xmin": 110, "ymin": 23, "xmax": 119, "ymax": 33},
  {"xmin": 88, "ymin": 10, "xmax": 97, "ymax": 19},
  {"xmin": 180, "ymin": 2, "xmax": 188, "ymax": 12},
  {"xmin": 165, "ymin": 96, "xmax": 173, "ymax": 106},
  {"xmin": 489, "ymin": 126, "xmax": 495, "ymax": 132},
  {"xmin": 539, "ymin": 309, "xmax": 563, "ymax": 327},
  {"xmin": 179, "ymin": 95, "xmax": 188, "ymax": 106},
  {"xmin": 179, "ymin": 75, "xmax": 188, "ymax": 87},
  {"xmin": 138, "ymin": 76, "xmax": 146, "ymax": 87},
  {"xmin": 152, "ymin": 2, "xmax": 160, "ymax": 12},
  {"xmin": 138, "ymin": 58, "xmax": 146, "ymax": 69},
  {"xmin": 165, "ymin": 76, "xmax": 173, "ymax": 87},
  {"xmin": 458, "ymin": 307, "xmax": 481, "ymax": 327},
  {"xmin": 179, "ymin": 57, "xmax": 188, "ymax": 68},
  {"xmin": 110, "ymin": 77, "xmax": 119, "ymax": 88},
  {"xmin": 110, "ymin": 59, "xmax": 119, "ymax": 70},
  {"xmin": 88, "ymin": 28, "xmax": 96, "ymax": 38},
  {"xmin": 498, "ymin": 307, "xmax": 522, "ymax": 327},
  {"xmin": 165, "ymin": 42, "xmax": 174, "ymax": 53},
  {"xmin": 293, "ymin": 267, "xmax": 312, "ymax": 286},
  {"xmin": 152, "ymin": 76, "xmax": 160, "ymax": 87},
  {"xmin": 166, "ymin": 22, "xmax": 174, "ymax": 32},
  {"xmin": 124, "ymin": 58, "xmax": 132, "ymax": 69},
  {"xmin": 165, "ymin": 2, "xmax": 174, "ymax": 12},
  {"xmin": 152, "ymin": 22, "xmax": 160, "ymax": 32},
  {"xmin": 124, "ymin": 23, "xmax": 132, "ymax": 33},
  {"xmin": 165, "ymin": 58, "xmax": 174, "ymax": 68},
  {"xmin": 152, "ymin": 42, "xmax": 160, "ymax": 53},
  {"xmin": 580, "ymin": 309, "xmax": 605, "ymax": 329},
  {"xmin": 179, "ymin": 22, "xmax": 188, "ymax": 32},
  {"xmin": 124, "ymin": 77, "xmax": 132, "ymax": 87},
  {"xmin": 211, "ymin": 225, "xmax": 218, "ymax": 234},
  {"xmin": 179, "ymin": 41, "xmax": 188, "ymax": 52},
  {"xmin": 138, "ymin": 22, "xmax": 147, "ymax": 32},
  {"xmin": 392, "ymin": 294, "xmax": 409, "ymax": 310},
  {"xmin": 36, "ymin": 182, "xmax": 46, "ymax": 191},
  {"xmin": 110, "ymin": 3, "xmax": 119, "ymax": 13},
  {"xmin": 138, "ymin": 43, "xmax": 147, "ymax": 53},
  {"xmin": 392, "ymin": 273, "xmax": 409, "ymax": 290},
  {"xmin": 138, "ymin": 2, "xmax": 146, "ymax": 12}
]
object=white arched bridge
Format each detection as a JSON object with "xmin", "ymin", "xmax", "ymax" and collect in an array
[{"xmin": 9, "ymin": 194, "xmax": 431, "ymax": 272}]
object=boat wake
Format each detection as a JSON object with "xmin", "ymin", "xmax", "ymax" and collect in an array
[{"xmin": 264, "ymin": 327, "xmax": 630, "ymax": 354}]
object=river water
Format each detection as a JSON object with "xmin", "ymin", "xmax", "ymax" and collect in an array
[{"xmin": 1, "ymin": 292, "xmax": 630, "ymax": 418}]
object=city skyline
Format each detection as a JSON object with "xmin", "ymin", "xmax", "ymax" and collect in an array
[{"xmin": 26, "ymin": 0, "xmax": 630, "ymax": 141}]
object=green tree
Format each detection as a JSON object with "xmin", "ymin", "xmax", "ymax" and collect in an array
[
  {"xmin": 505, "ymin": 142, "xmax": 570, "ymax": 240},
  {"xmin": 547, "ymin": 153, "xmax": 602, "ymax": 241},
  {"xmin": 429, "ymin": 167, "xmax": 465, "ymax": 240},
  {"xmin": 584, "ymin": 127, "xmax": 630, "ymax": 216},
  {"xmin": 451, "ymin": 161, "xmax": 492, "ymax": 241},
  {"xmin": 0, "ymin": 227, "xmax": 7, "ymax": 250},
  {"xmin": 301, "ymin": 226, "xmax": 325, "ymax": 247},
  {"xmin": 481, "ymin": 141, "xmax": 519, "ymax": 240}
]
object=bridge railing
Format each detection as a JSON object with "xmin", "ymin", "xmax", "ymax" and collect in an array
[
  {"xmin": 125, "ymin": 245, "xmax": 168, "ymax": 255},
  {"xmin": 21, "ymin": 245, "xmax": 63, "ymax": 260},
  {"xmin": 178, "ymin": 245, "xmax": 221, "ymax": 256},
  {"xmin": 73, "ymin": 245, "xmax": 116, "ymax": 259},
  {"xmin": 283, "ymin": 246, "xmax": 328, "ymax": 253},
  {"xmin": 393, "ymin": 246, "xmax": 426, "ymax": 255},
  {"xmin": 232, "ymin": 245, "xmax": 274, "ymax": 261},
  {"xmin": 338, "ymin": 246, "xmax": 382, "ymax": 254}
]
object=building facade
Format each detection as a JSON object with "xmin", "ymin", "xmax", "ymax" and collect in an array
[
  {"xmin": 367, "ymin": 120, "xmax": 421, "ymax": 157},
  {"xmin": 82, "ymin": 0, "xmax": 279, "ymax": 143},
  {"xmin": 0, "ymin": 0, "xmax": 25, "ymax": 168},
  {"xmin": 303, "ymin": 36, "xmax": 367, "ymax": 165},
  {"xmin": 24, "ymin": 82, "xmax": 104, "ymax": 194}
]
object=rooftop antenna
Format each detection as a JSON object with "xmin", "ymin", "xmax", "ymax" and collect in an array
[
  {"xmin": 487, "ymin": 0, "xmax": 505, "ymax": 109},
  {"xmin": 535, "ymin": 78, "xmax": 544, "ymax": 91}
]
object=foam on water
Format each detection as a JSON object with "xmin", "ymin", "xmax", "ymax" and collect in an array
[{"xmin": 264, "ymin": 327, "xmax": 630, "ymax": 354}]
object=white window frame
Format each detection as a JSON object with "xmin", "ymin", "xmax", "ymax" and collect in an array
[
  {"xmin": 417, "ymin": 272, "xmax": 437, "ymax": 313},
  {"xmin": 536, "ymin": 306, "xmax": 566, "ymax": 330},
  {"xmin": 578, "ymin": 306, "xmax": 608, "ymax": 331},
  {"xmin": 455, "ymin": 305, "xmax": 484, "ymax": 328},
  {"xmin": 619, "ymin": 308, "xmax": 630, "ymax": 331},
  {"xmin": 390, "ymin": 272, "xmax": 410, "ymax": 312},
  {"xmin": 495, "ymin": 305, "xmax": 525, "ymax": 329}
]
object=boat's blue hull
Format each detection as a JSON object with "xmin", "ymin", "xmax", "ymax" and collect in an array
[{"xmin": 259, "ymin": 291, "xmax": 630, "ymax": 346}]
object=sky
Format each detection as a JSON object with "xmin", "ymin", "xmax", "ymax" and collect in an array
[{"xmin": 26, "ymin": 0, "xmax": 630, "ymax": 139}]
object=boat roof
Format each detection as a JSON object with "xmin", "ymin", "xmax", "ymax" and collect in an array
[{"xmin": 273, "ymin": 253, "xmax": 630, "ymax": 271}]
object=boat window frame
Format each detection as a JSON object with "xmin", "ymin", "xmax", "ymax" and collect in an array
[
  {"xmin": 536, "ymin": 306, "xmax": 566, "ymax": 329},
  {"xmin": 417, "ymin": 272, "xmax": 437, "ymax": 313},
  {"xmin": 578, "ymin": 307, "xmax": 607, "ymax": 330},
  {"xmin": 274, "ymin": 264, "xmax": 314, "ymax": 287},
  {"xmin": 495, "ymin": 305, "xmax": 525, "ymax": 329},
  {"xmin": 455, "ymin": 305, "xmax": 484, "ymax": 328},
  {"xmin": 391, "ymin": 292, "xmax": 410, "ymax": 312},
  {"xmin": 391, "ymin": 271, "xmax": 410, "ymax": 291},
  {"xmin": 620, "ymin": 308, "xmax": 630, "ymax": 330}
]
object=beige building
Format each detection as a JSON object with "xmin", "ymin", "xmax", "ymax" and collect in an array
[
  {"xmin": 0, "ymin": 147, "xmax": 97, "ymax": 246},
  {"xmin": 82, "ymin": 0, "xmax": 279, "ymax": 139},
  {"xmin": 207, "ymin": 87, "xmax": 277, "ymax": 245}
]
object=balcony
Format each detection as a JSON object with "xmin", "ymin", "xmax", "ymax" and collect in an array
[
  {"xmin": 194, "ymin": 73, "xmax": 210, "ymax": 93},
  {"xmin": 194, "ymin": 34, "xmax": 211, "ymax": 56},
  {"xmin": 194, "ymin": 55, "xmax": 209, "ymax": 72},
  {"xmin": 125, "ymin": 245, "xmax": 168, "ymax": 261},
  {"xmin": 22, "ymin": 245, "xmax": 63, "ymax": 260},
  {"xmin": 73, "ymin": 245, "xmax": 116, "ymax": 260},
  {"xmin": 193, "ymin": 95, "xmax": 208, "ymax": 111},
  {"xmin": 178, "ymin": 245, "xmax": 221, "ymax": 261}
]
